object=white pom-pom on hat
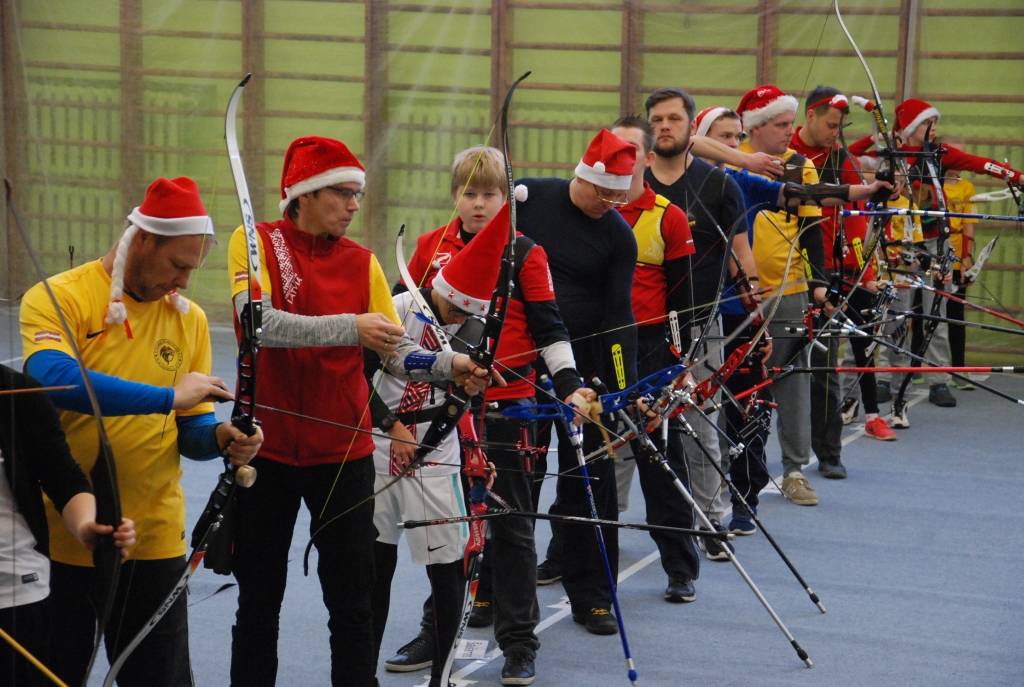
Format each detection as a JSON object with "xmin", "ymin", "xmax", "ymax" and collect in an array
[
  {"xmin": 593, "ymin": 161, "xmax": 606, "ymax": 174},
  {"xmin": 514, "ymin": 184, "xmax": 528, "ymax": 203},
  {"xmin": 168, "ymin": 291, "xmax": 190, "ymax": 314}
]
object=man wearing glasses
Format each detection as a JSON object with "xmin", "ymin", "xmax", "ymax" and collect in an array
[
  {"xmin": 515, "ymin": 128, "xmax": 640, "ymax": 635},
  {"xmin": 226, "ymin": 136, "xmax": 427, "ymax": 686}
]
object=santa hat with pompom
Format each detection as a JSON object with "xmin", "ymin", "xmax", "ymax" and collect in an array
[
  {"xmin": 432, "ymin": 202, "xmax": 511, "ymax": 316},
  {"xmin": 573, "ymin": 129, "xmax": 635, "ymax": 191},
  {"xmin": 693, "ymin": 106, "xmax": 731, "ymax": 138},
  {"xmin": 895, "ymin": 98, "xmax": 940, "ymax": 136},
  {"xmin": 736, "ymin": 84, "xmax": 799, "ymax": 131},
  {"xmin": 278, "ymin": 136, "xmax": 365, "ymax": 213},
  {"xmin": 108, "ymin": 177, "xmax": 214, "ymax": 336}
]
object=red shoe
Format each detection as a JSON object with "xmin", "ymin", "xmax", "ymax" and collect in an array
[{"xmin": 865, "ymin": 416, "xmax": 896, "ymax": 441}]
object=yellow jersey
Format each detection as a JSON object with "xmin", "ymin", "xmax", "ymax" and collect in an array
[
  {"xmin": 943, "ymin": 177, "xmax": 978, "ymax": 259},
  {"xmin": 739, "ymin": 143, "xmax": 822, "ymax": 297},
  {"xmin": 20, "ymin": 260, "xmax": 215, "ymax": 564}
]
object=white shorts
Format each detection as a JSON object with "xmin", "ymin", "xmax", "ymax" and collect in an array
[{"xmin": 373, "ymin": 473, "xmax": 468, "ymax": 566}]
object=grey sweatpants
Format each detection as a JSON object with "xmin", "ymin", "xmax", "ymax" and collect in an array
[{"xmin": 767, "ymin": 292, "xmax": 813, "ymax": 476}]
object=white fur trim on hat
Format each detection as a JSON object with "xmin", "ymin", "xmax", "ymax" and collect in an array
[
  {"xmin": 278, "ymin": 167, "xmax": 366, "ymax": 212},
  {"xmin": 694, "ymin": 107, "xmax": 729, "ymax": 139},
  {"xmin": 431, "ymin": 270, "xmax": 489, "ymax": 316},
  {"xmin": 899, "ymin": 106, "xmax": 940, "ymax": 136},
  {"xmin": 167, "ymin": 290, "xmax": 191, "ymax": 314},
  {"xmin": 127, "ymin": 208, "xmax": 214, "ymax": 237},
  {"xmin": 742, "ymin": 94, "xmax": 799, "ymax": 131},
  {"xmin": 106, "ymin": 224, "xmax": 139, "ymax": 326},
  {"xmin": 514, "ymin": 184, "xmax": 528, "ymax": 203},
  {"xmin": 574, "ymin": 161, "xmax": 631, "ymax": 191}
]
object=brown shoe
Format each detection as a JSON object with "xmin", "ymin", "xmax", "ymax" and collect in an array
[{"xmin": 782, "ymin": 472, "xmax": 819, "ymax": 506}]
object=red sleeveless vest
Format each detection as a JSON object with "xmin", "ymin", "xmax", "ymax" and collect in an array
[{"xmin": 245, "ymin": 217, "xmax": 374, "ymax": 465}]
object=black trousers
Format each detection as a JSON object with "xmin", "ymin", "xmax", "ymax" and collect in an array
[
  {"xmin": 633, "ymin": 326, "xmax": 699, "ymax": 581},
  {"xmin": 474, "ymin": 404, "xmax": 541, "ymax": 657},
  {"xmin": 49, "ymin": 557, "xmax": 191, "ymax": 687},
  {"xmin": 373, "ymin": 542, "xmax": 462, "ymax": 686},
  {"xmin": 1, "ymin": 599, "xmax": 51, "ymax": 687},
  {"xmin": 231, "ymin": 456, "xmax": 376, "ymax": 687},
  {"xmin": 846, "ymin": 288, "xmax": 880, "ymax": 415},
  {"xmin": 721, "ymin": 313, "xmax": 771, "ymax": 513},
  {"xmin": 949, "ymin": 271, "xmax": 967, "ymax": 368},
  {"xmin": 810, "ymin": 320, "xmax": 843, "ymax": 465}
]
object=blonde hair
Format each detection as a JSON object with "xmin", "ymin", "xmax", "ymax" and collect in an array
[{"xmin": 450, "ymin": 146, "xmax": 507, "ymax": 195}]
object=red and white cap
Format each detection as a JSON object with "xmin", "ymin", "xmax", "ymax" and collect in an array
[
  {"xmin": 736, "ymin": 84, "xmax": 799, "ymax": 131},
  {"xmin": 278, "ymin": 136, "xmax": 365, "ymax": 213},
  {"xmin": 109, "ymin": 177, "xmax": 213, "ymax": 332},
  {"xmin": 573, "ymin": 129, "xmax": 635, "ymax": 191},
  {"xmin": 807, "ymin": 92, "xmax": 850, "ymax": 112},
  {"xmin": 895, "ymin": 98, "xmax": 940, "ymax": 135},
  {"xmin": 432, "ymin": 202, "xmax": 510, "ymax": 316},
  {"xmin": 693, "ymin": 106, "xmax": 730, "ymax": 138}
]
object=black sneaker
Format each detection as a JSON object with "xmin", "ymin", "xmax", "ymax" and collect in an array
[
  {"xmin": 876, "ymin": 381, "xmax": 892, "ymax": 403},
  {"xmin": 840, "ymin": 397, "xmax": 860, "ymax": 425},
  {"xmin": 701, "ymin": 519, "xmax": 733, "ymax": 562},
  {"xmin": 500, "ymin": 651, "xmax": 536, "ymax": 685},
  {"xmin": 383, "ymin": 632, "xmax": 434, "ymax": 673},
  {"xmin": 572, "ymin": 607, "xmax": 618, "ymax": 635},
  {"xmin": 536, "ymin": 559, "xmax": 562, "ymax": 586},
  {"xmin": 929, "ymin": 383, "xmax": 957, "ymax": 407},
  {"xmin": 468, "ymin": 599, "xmax": 493, "ymax": 628},
  {"xmin": 817, "ymin": 458, "xmax": 848, "ymax": 480},
  {"xmin": 664, "ymin": 576, "xmax": 696, "ymax": 603}
]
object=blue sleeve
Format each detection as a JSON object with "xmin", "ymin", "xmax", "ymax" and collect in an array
[
  {"xmin": 25, "ymin": 350, "xmax": 175, "ymax": 416},
  {"xmin": 725, "ymin": 168, "xmax": 784, "ymax": 245},
  {"xmin": 176, "ymin": 413, "xmax": 222, "ymax": 461}
]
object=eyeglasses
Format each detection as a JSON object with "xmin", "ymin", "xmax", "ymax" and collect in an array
[
  {"xmin": 593, "ymin": 185, "xmax": 629, "ymax": 207},
  {"xmin": 325, "ymin": 186, "xmax": 365, "ymax": 202}
]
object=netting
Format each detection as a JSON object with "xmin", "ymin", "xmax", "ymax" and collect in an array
[{"xmin": 2, "ymin": 0, "xmax": 1022, "ymax": 358}]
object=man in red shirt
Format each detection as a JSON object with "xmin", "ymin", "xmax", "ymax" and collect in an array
[
  {"xmin": 790, "ymin": 86, "xmax": 897, "ymax": 456},
  {"xmin": 849, "ymin": 97, "xmax": 1023, "ymax": 411}
]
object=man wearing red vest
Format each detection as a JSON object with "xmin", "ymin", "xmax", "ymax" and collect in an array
[{"xmin": 226, "ymin": 136, "xmax": 489, "ymax": 687}]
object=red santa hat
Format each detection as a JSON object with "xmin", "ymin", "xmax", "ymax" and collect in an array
[
  {"xmin": 693, "ymin": 106, "xmax": 730, "ymax": 138},
  {"xmin": 432, "ymin": 202, "xmax": 510, "ymax": 316},
  {"xmin": 278, "ymin": 136, "xmax": 365, "ymax": 213},
  {"xmin": 108, "ymin": 177, "xmax": 214, "ymax": 332},
  {"xmin": 573, "ymin": 129, "xmax": 635, "ymax": 191},
  {"xmin": 895, "ymin": 98, "xmax": 940, "ymax": 135},
  {"xmin": 736, "ymin": 84, "xmax": 799, "ymax": 131}
]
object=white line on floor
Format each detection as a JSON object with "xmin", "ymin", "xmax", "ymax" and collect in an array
[
  {"xmin": 435, "ymin": 551, "xmax": 663, "ymax": 685},
  {"xmin": 763, "ymin": 392, "xmax": 928, "ymax": 494},
  {"xmin": 423, "ymin": 394, "xmax": 917, "ymax": 685}
]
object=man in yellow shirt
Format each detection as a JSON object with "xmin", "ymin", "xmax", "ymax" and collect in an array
[
  {"xmin": 19, "ymin": 176, "xmax": 263, "ymax": 686},
  {"xmin": 736, "ymin": 85, "xmax": 829, "ymax": 507}
]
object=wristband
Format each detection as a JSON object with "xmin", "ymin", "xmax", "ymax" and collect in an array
[{"xmin": 379, "ymin": 411, "xmax": 399, "ymax": 432}]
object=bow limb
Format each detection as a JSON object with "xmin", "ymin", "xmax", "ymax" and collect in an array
[
  {"xmin": 397, "ymin": 224, "xmax": 455, "ymax": 353},
  {"xmin": 5, "ymin": 180, "xmax": 123, "ymax": 685},
  {"xmin": 102, "ymin": 74, "xmax": 264, "ymax": 685},
  {"xmin": 301, "ymin": 73, "xmax": 532, "ymax": 580}
]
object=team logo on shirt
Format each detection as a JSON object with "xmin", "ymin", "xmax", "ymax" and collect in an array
[{"xmin": 153, "ymin": 338, "xmax": 183, "ymax": 372}]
